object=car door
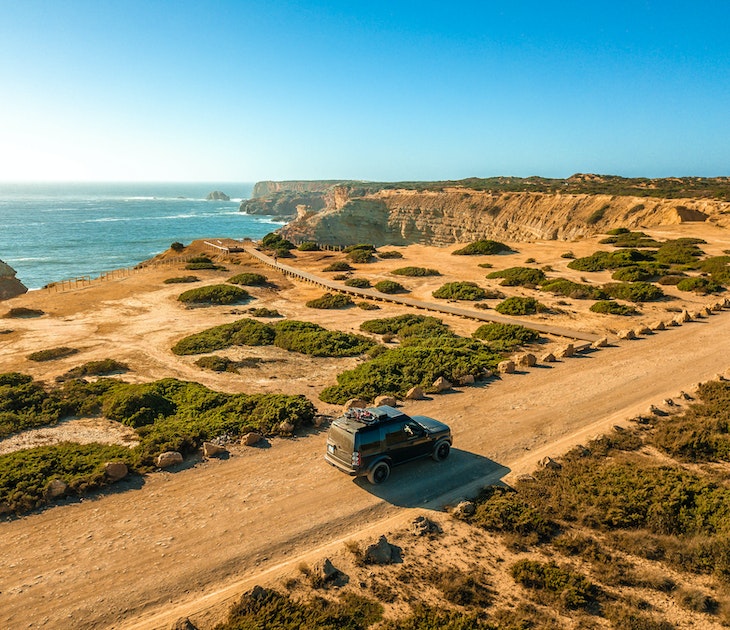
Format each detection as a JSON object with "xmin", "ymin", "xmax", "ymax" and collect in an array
[{"xmin": 384, "ymin": 420, "xmax": 431, "ymax": 463}]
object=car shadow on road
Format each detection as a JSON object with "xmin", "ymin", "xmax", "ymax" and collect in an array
[{"xmin": 354, "ymin": 448, "xmax": 510, "ymax": 509}]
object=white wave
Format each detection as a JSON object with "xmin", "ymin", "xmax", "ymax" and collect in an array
[
  {"xmin": 82, "ymin": 217, "xmax": 128, "ymax": 223},
  {"xmin": 9, "ymin": 256, "xmax": 53, "ymax": 262}
]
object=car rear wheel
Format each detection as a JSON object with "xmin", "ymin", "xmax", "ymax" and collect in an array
[
  {"xmin": 367, "ymin": 461, "xmax": 391, "ymax": 485},
  {"xmin": 432, "ymin": 440, "xmax": 451, "ymax": 462}
]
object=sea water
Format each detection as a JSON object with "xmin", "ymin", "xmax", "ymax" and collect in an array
[{"xmin": 0, "ymin": 182, "xmax": 284, "ymax": 289}]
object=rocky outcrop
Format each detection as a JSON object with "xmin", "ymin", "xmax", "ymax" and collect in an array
[
  {"xmin": 0, "ymin": 260, "xmax": 28, "ymax": 301},
  {"xmin": 240, "ymin": 180, "xmax": 354, "ymax": 218},
  {"xmin": 206, "ymin": 190, "xmax": 230, "ymax": 201}
]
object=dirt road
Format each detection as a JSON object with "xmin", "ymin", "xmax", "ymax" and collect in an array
[{"xmin": 1, "ymin": 310, "xmax": 729, "ymax": 630}]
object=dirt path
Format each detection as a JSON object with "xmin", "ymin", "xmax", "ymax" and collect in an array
[{"xmin": 1, "ymin": 310, "xmax": 728, "ymax": 630}]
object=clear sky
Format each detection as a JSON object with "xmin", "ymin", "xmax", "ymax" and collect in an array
[{"xmin": 1, "ymin": 1, "xmax": 728, "ymax": 182}]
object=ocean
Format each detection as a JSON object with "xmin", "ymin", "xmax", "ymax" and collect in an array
[{"xmin": 0, "ymin": 182, "xmax": 285, "ymax": 290}]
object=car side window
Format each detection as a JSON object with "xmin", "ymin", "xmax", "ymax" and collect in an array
[
  {"xmin": 404, "ymin": 421, "xmax": 424, "ymax": 438},
  {"xmin": 384, "ymin": 422, "xmax": 407, "ymax": 446},
  {"xmin": 358, "ymin": 429, "xmax": 381, "ymax": 454}
]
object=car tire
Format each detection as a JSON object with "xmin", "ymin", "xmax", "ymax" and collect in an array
[
  {"xmin": 367, "ymin": 461, "xmax": 391, "ymax": 485},
  {"xmin": 432, "ymin": 440, "xmax": 451, "ymax": 462}
]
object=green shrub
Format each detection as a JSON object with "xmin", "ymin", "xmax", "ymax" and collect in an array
[
  {"xmin": 452, "ymin": 239, "xmax": 511, "ymax": 255},
  {"xmin": 170, "ymin": 241, "xmax": 185, "ymax": 252},
  {"xmin": 495, "ymin": 296, "xmax": 547, "ymax": 315},
  {"xmin": 188, "ymin": 255, "xmax": 212, "ymax": 264},
  {"xmin": 676, "ymin": 276, "xmax": 722, "ymax": 294},
  {"xmin": 602, "ymin": 282, "xmax": 664, "ymax": 302},
  {"xmin": 163, "ymin": 275, "xmax": 199, "ymax": 284},
  {"xmin": 599, "ymin": 231, "xmax": 660, "ymax": 248},
  {"xmin": 541, "ymin": 278, "xmax": 605, "ymax": 299},
  {"xmin": 568, "ymin": 249, "xmax": 654, "ymax": 272},
  {"xmin": 323, "ymin": 261, "xmax": 353, "ymax": 272},
  {"xmin": 178, "ymin": 284, "xmax": 250, "ymax": 305},
  {"xmin": 248, "ymin": 307, "xmax": 281, "ymax": 317},
  {"xmin": 590, "ymin": 301, "xmax": 637, "ymax": 316},
  {"xmin": 655, "ymin": 239, "xmax": 704, "ymax": 264},
  {"xmin": 306, "ymin": 293, "xmax": 354, "ymax": 309},
  {"xmin": 486, "ymin": 267, "xmax": 546, "ymax": 287},
  {"xmin": 27, "ymin": 347, "xmax": 79, "ymax": 362},
  {"xmin": 586, "ymin": 203, "xmax": 609, "ymax": 225},
  {"xmin": 227, "ymin": 272, "xmax": 268, "ymax": 286},
  {"xmin": 377, "ymin": 250, "xmax": 403, "ymax": 259},
  {"xmin": 297, "ymin": 241, "xmax": 320, "ymax": 251},
  {"xmin": 510, "ymin": 559, "xmax": 596, "ymax": 609},
  {"xmin": 391, "ymin": 267, "xmax": 440, "ymax": 277},
  {"xmin": 61, "ymin": 359, "xmax": 129, "ymax": 379},
  {"xmin": 357, "ymin": 302, "xmax": 379, "ymax": 310},
  {"xmin": 172, "ymin": 318, "xmax": 276, "ymax": 355},
  {"xmin": 273, "ymin": 320, "xmax": 373, "ymax": 357},
  {"xmin": 472, "ymin": 323, "xmax": 540, "ymax": 347},
  {"xmin": 185, "ymin": 262, "xmax": 225, "ymax": 270},
  {"xmin": 261, "ymin": 232, "xmax": 295, "ymax": 251},
  {"xmin": 343, "ymin": 243, "xmax": 376, "ymax": 253},
  {"xmin": 699, "ymin": 256, "xmax": 730, "ymax": 285},
  {"xmin": 561, "ymin": 251, "xmax": 575, "ymax": 259},
  {"xmin": 611, "ymin": 265, "xmax": 661, "ymax": 282},
  {"xmin": 432, "ymin": 281, "xmax": 487, "ymax": 300},
  {"xmin": 195, "ymin": 356, "xmax": 237, "ymax": 372},
  {"xmin": 102, "ymin": 384, "xmax": 177, "ymax": 427},
  {"xmin": 360, "ymin": 315, "xmax": 449, "ymax": 339},
  {"xmin": 606, "ymin": 227, "xmax": 631, "ymax": 235},
  {"xmin": 0, "ymin": 373, "xmax": 58, "ymax": 438},
  {"xmin": 3, "ymin": 307, "xmax": 44, "ymax": 318},
  {"xmin": 344, "ymin": 277, "xmax": 371, "ymax": 288},
  {"xmin": 374, "ymin": 280, "xmax": 407, "ymax": 294},
  {"xmin": 658, "ymin": 274, "xmax": 686, "ymax": 285},
  {"xmin": 347, "ymin": 249, "xmax": 374, "ymax": 263}
]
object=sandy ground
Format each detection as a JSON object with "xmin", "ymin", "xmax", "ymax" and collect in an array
[{"xmin": 1, "ymin": 226, "xmax": 729, "ymax": 629}]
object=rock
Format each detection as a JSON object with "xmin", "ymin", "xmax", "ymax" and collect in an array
[
  {"xmin": 206, "ymin": 190, "xmax": 230, "ymax": 201},
  {"xmin": 538, "ymin": 456, "xmax": 562, "ymax": 470},
  {"xmin": 171, "ymin": 618, "xmax": 198, "ymax": 630},
  {"xmin": 635, "ymin": 326, "xmax": 652, "ymax": 336},
  {"xmin": 664, "ymin": 398, "xmax": 676, "ymax": 407},
  {"xmin": 344, "ymin": 398, "xmax": 368, "ymax": 410},
  {"xmin": 457, "ymin": 374, "xmax": 475, "ymax": 385},
  {"xmin": 278, "ymin": 421, "xmax": 295, "ymax": 434},
  {"xmin": 481, "ymin": 369, "xmax": 494, "ymax": 378},
  {"xmin": 702, "ymin": 307, "xmax": 714, "ymax": 317},
  {"xmin": 374, "ymin": 395, "xmax": 397, "ymax": 407},
  {"xmin": 0, "ymin": 259, "xmax": 28, "ymax": 301},
  {"xmin": 104, "ymin": 462, "xmax": 128, "ymax": 481},
  {"xmin": 498, "ymin": 360, "xmax": 515, "ymax": 374},
  {"xmin": 650, "ymin": 321, "xmax": 666, "ymax": 331},
  {"xmin": 203, "ymin": 442, "xmax": 226, "ymax": 457},
  {"xmin": 411, "ymin": 515, "xmax": 443, "ymax": 536},
  {"xmin": 313, "ymin": 558, "xmax": 342, "ymax": 582},
  {"xmin": 242, "ymin": 432, "xmax": 263, "ymax": 446},
  {"xmin": 516, "ymin": 353, "xmax": 537, "ymax": 368},
  {"xmin": 680, "ymin": 310, "xmax": 692, "ymax": 322},
  {"xmin": 690, "ymin": 311, "xmax": 703, "ymax": 320},
  {"xmin": 712, "ymin": 301, "xmax": 725, "ymax": 311},
  {"xmin": 592, "ymin": 337, "xmax": 608, "ymax": 348},
  {"xmin": 617, "ymin": 329, "xmax": 637, "ymax": 340},
  {"xmin": 432, "ymin": 376, "xmax": 452, "ymax": 392},
  {"xmin": 156, "ymin": 451, "xmax": 183, "ymax": 468},
  {"xmin": 541, "ymin": 352, "xmax": 556, "ymax": 363},
  {"xmin": 452, "ymin": 501, "xmax": 476, "ymax": 517},
  {"xmin": 46, "ymin": 479, "xmax": 68, "ymax": 498},
  {"xmin": 405, "ymin": 386, "xmax": 425, "ymax": 400},
  {"xmin": 556, "ymin": 344, "xmax": 575, "ymax": 358},
  {"xmin": 671, "ymin": 316, "xmax": 683, "ymax": 326},
  {"xmin": 649, "ymin": 405, "xmax": 667, "ymax": 417},
  {"xmin": 680, "ymin": 391, "xmax": 693, "ymax": 400},
  {"xmin": 515, "ymin": 473, "xmax": 536, "ymax": 482},
  {"xmin": 365, "ymin": 535, "xmax": 397, "ymax": 565}
]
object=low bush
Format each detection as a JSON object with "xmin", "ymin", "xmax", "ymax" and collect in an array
[
  {"xmin": 27, "ymin": 347, "xmax": 79, "ymax": 362},
  {"xmin": 390, "ymin": 266, "xmax": 440, "ymax": 277},
  {"xmin": 655, "ymin": 239, "xmax": 704, "ymax": 264},
  {"xmin": 590, "ymin": 301, "xmax": 638, "ymax": 316},
  {"xmin": 248, "ymin": 307, "xmax": 281, "ymax": 317},
  {"xmin": 541, "ymin": 278, "xmax": 604, "ymax": 299},
  {"xmin": 676, "ymin": 276, "xmax": 722, "ymax": 294},
  {"xmin": 432, "ymin": 567, "xmax": 494, "ymax": 607},
  {"xmin": 602, "ymin": 282, "xmax": 664, "ymax": 302},
  {"xmin": 599, "ymin": 231, "xmax": 660, "ymax": 248},
  {"xmin": 472, "ymin": 322, "xmax": 540, "ymax": 347},
  {"xmin": 611, "ymin": 265, "xmax": 662, "ymax": 282},
  {"xmin": 195, "ymin": 356, "xmax": 237, "ymax": 372},
  {"xmin": 374, "ymin": 280, "xmax": 407, "ymax": 294},
  {"xmin": 343, "ymin": 243, "xmax": 376, "ymax": 253},
  {"xmin": 357, "ymin": 302, "xmax": 380, "ymax": 310},
  {"xmin": 273, "ymin": 320, "xmax": 373, "ymax": 357},
  {"xmin": 227, "ymin": 272, "xmax": 268, "ymax": 286},
  {"xmin": 360, "ymin": 314, "xmax": 447, "ymax": 337},
  {"xmin": 306, "ymin": 293, "xmax": 354, "ymax": 309},
  {"xmin": 61, "ymin": 359, "xmax": 129, "ymax": 379},
  {"xmin": 561, "ymin": 251, "xmax": 576, "ymax": 259},
  {"xmin": 377, "ymin": 250, "xmax": 403, "ymax": 259},
  {"xmin": 170, "ymin": 241, "xmax": 185, "ymax": 252},
  {"xmin": 347, "ymin": 249, "xmax": 375, "ymax": 263},
  {"xmin": 297, "ymin": 241, "xmax": 320, "ymax": 251},
  {"xmin": 0, "ymin": 372, "xmax": 59, "ymax": 437},
  {"xmin": 172, "ymin": 318, "xmax": 276, "ymax": 355},
  {"xmin": 452, "ymin": 239, "xmax": 511, "ymax": 255},
  {"xmin": 432, "ymin": 281, "xmax": 486, "ymax": 300},
  {"xmin": 163, "ymin": 276, "xmax": 199, "ymax": 284},
  {"xmin": 188, "ymin": 255, "xmax": 213, "ymax": 264},
  {"xmin": 486, "ymin": 266, "xmax": 546, "ymax": 287},
  {"xmin": 344, "ymin": 278, "xmax": 371, "ymax": 288},
  {"xmin": 178, "ymin": 284, "xmax": 250, "ymax": 305},
  {"xmin": 657, "ymin": 274, "xmax": 686, "ymax": 285},
  {"xmin": 261, "ymin": 232, "xmax": 295, "ymax": 251},
  {"xmin": 495, "ymin": 296, "xmax": 547, "ymax": 315},
  {"xmin": 510, "ymin": 560, "xmax": 597, "ymax": 610},
  {"xmin": 3, "ymin": 307, "xmax": 44, "ymax": 318},
  {"xmin": 586, "ymin": 204, "xmax": 609, "ymax": 225},
  {"xmin": 568, "ymin": 249, "xmax": 654, "ymax": 272},
  {"xmin": 323, "ymin": 261, "xmax": 353, "ymax": 272},
  {"xmin": 185, "ymin": 262, "xmax": 225, "ymax": 270},
  {"xmin": 699, "ymin": 256, "xmax": 730, "ymax": 285}
]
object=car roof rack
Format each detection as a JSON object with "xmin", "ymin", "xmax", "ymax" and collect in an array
[{"xmin": 344, "ymin": 405, "xmax": 403, "ymax": 424}]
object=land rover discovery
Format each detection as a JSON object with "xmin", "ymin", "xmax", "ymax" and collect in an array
[{"xmin": 324, "ymin": 405, "xmax": 452, "ymax": 484}]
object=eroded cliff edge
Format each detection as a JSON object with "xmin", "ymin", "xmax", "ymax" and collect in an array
[{"xmin": 0, "ymin": 260, "xmax": 28, "ymax": 301}]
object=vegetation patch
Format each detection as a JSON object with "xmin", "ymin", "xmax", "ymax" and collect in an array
[
  {"xmin": 390, "ymin": 266, "xmax": 440, "ymax": 277},
  {"xmin": 3, "ymin": 307, "xmax": 44, "ymax": 318},
  {"xmin": 676, "ymin": 276, "xmax": 723, "ymax": 294},
  {"xmin": 248, "ymin": 307, "xmax": 281, "ymax": 317},
  {"xmin": 377, "ymin": 250, "xmax": 403, "ymax": 259},
  {"xmin": 540, "ymin": 278, "xmax": 604, "ymax": 300},
  {"xmin": 495, "ymin": 296, "xmax": 547, "ymax": 315},
  {"xmin": 472, "ymin": 323, "xmax": 540, "ymax": 348},
  {"xmin": 601, "ymin": 282, "xmax": 664, "ymax": 302},
  {"xmin": 360, "ymin": 315, "xmax": 448, "ymax": 339},
  {"xmin": 590, "ymin": 301, "xmax": 638, "ymax": 316},
  {"xmin": 586, "ymin": 203, "xmax": 610, "ymax": 225},
  {"xmin": 347, "ymin": 249, "xmax": 375, "ymax": 264},
  {"xmin": 227, "ymin": 272, "xmax": 268, "ymax": 286},
  {"xmin": 452, "ymin": 239, "xmax": 511, "ymax": 256},
  {"xmin": 344, "ymin": 278, "xmax": 371, "ymax": 288},
  {"xmin": 510, "ymin": 560, "xmax": 597, "ymax": 610},
  {"xmin": 61, "ymin": 359, "xmax": 129, "ymax": 379},
  {"xmin": 306, "ymin": 293, "xmax": 354, "ymax": 309},
  {"xmin": 654, "ymin": 239, "xmax": 704, "ymax": 265},
  {"xmin": 611, "ymin": 264, "xmax": 663, "ymax": 282},
  {"xmin": 185, "ymin": 261, "xmax": 225, "ymax": 270},
  {"xmin": 568, "ymin": 249, "xmax": 655, "ymax": 272},
  {"xmin": 27, "ymin": 347, "xmax": 79, "ymax": 362},
  {"xmin": 194, "ymin": 356, "xmax": 238, "ymax": 373},
  {"xmin": 374, "ymin": 280, "xmax": 407, "ymax": 294},
  {"xmin": 432, "ymin": 281, "xmax": 487, "ymax": 300},
  {"xmin": 657, "ymin": 274, "xmax": 686, "ymax": 285},
  {"xmin": 163, "ymin": 276, "xmax": 199, "ymax": 284},
  {"xmin": 297, "ymin": 241, "xmax": 320, "ymax": 251},
  {"xmin": 357, "ymin": 302, "xmax": 380, "ymax": 310},
  {"xmin": 599, "ymin": 231, "xmax": 660, "ymax": 248},
  {"xmin": 172, "ymin": 318, "xmax": 276, "ymax": 355},
  {"xmin": 178, "ymin": 284, "xmax": 250, "ymax": 305},
  {"xmin": 262, "ymin": 232, "xmax": 295, "ymax": 251},
  {"xmin": 486, "ymin": 267, "xmax": 546, "ymax": 287},
  {"xmin": 323, "ymin": 261, "xmax": 354, "ymax": 272},
  {"xmin": 698, "ymin": 256, "xmax": 730, "ymax": 285}
]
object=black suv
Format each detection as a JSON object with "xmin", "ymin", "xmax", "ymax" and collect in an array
[{"xmin": 324, "ymin": 405, "xmax": 452, "ymax": 484}]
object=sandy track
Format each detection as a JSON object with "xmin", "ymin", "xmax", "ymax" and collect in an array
[{"xmin": 1, "ymin": 309, "xmax": 728, "ymax": 630}]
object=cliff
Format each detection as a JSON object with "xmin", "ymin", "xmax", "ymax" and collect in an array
[
  {"xmin": 0, "ymin": 260, "xmax": 28, "ymax": 301},
  {"xmin": 240, "ymin": 180, "xmax": 355, "ymax": 218},
  {"xmin": 279, "ymin": 187, "xmax": 730, "ymax": 246}
]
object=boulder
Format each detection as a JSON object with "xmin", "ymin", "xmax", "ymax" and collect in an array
[
  {"xmin": 650, "ymin": 321, "xmax": 666, "ymax": 331},
  {"xmin": 432, "ymin": 376, "xmax": 452, "ymax": 392},
  {"xmin": 556, "ymin": 344, "xmax": 575, "ymax": 358},
  {"xmin": 498, "ymin": 360, "xmax": 515, "ymax": 374},
  {"xmin": 374, "ymin": 395, "xmax": 397, "ymax": 407},
  {"xmin": 702, "ymin": 307, "xmax": 714, "ymax": 317},
  {"xmin": 242, "ymin": 432, "xmax": 263, "ymax": 446},
  {"xmin": 365, "ymin": 535, "xmax": 397, "ymax": 565},
  {"xmin": 404, "ymin": 386, "xmax": 425, "ymax": 400},
  {"xmin": 690, "ymin": 311, "xmax": 703, "ymax": 320},
  {"xmin": 452, "ymin": 501, "xmax": 476, "ymax": 517},
  {"xmin": 46, "ymin": 479, "xmax": 68, "ymax": 498},
  {"xmin": 481, "ymin": 369, "xmax": 494, "ymax": 378},
  {"xmin": 171, "ymin": 618, "xmax": 198, "ymax": 630},
  {"xmin": 156, "ymin": 451, "xmax": 183, "ymax": 468},
  {"xmin": 680, "ymin": 310, "xmax": 692, "ymax": 322},
  {"xmin": 541, "ymin": 352, "xmax": 556, "ymax": 363},
  {"xmin": 538, "ymin": 456, "xmax": 562, "ymax": 470},
  {"xmin": 635, "ymin": 326, "xmax": 652, "ymax": 336},
  {"xmin": 680, "ymin": 391, "xmax": 693, "ymax": 400},
  {"xmin": 203, "ymin": 442, "xmax": 226, "ymax": 457},
  {"xmin": 649, "ymin": 405, "xmax": 667, "ymax": 416},
  {"xmin": 514, "ymin": 473, "xmax": 536, "ymax": 482},
  {"xmin": 278, "ymin": 421, "xmax": 295, "ymax": 434},
  {"xmin": 516, "ymin": 353, "xmax": 537, "ymax": 368},
  {"xmin": 457, "ymin": 374, "xmax": 475, "ymax": 385},
  {"xmin": 670, "ymin": 316, "xmax": 683, "ymax": 326},
  {"xmin": 617, "ymin": 329, "xmax": 637, "ymax": 340},
  {"xmin": 206, "ymin": 190, "xmax": 230, "ymax": 201},
  {"xmin": 0, "ymin": 259, "xmax": 28, "ymax": 301},
  {"xmin": 104, "ymin": 462, "xmax": 128, "ymax": 481},
  {"xmin": 344, "ymin": 398, "xmax": 368, "ymax": 410},
  {"xmin": 410, "ymin": 515, "xmax": 442, "ymax": 536},
  {"xmin": 313, "ymin": 558, "xmax": 342, "ymax": 582},
  {"xmin": 712, "ymin": 301, "xmax": 725, "ymax": 311},
  {"xmin": 592, "ymin": 337, "xmax": 608, "ymax": 348}
]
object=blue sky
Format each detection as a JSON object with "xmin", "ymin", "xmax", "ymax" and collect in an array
[{"xmin": 1, "ymin": 1, "xmax": 728, "ymax": 182}]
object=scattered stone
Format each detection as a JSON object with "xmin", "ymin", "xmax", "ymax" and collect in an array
[
  {"xmin": 312, "ymin": 558, "xmax": 342, "ymax": 583},
  {"xmin": 516, "ymin": 353, "xmax": 537, "ymax": 368},
  {"xmin": 206, "ymin": 190, "xmax": 230, "ymax": 201},
  {"xmin": 104, "ymin": 462, "xmax": 128, "ymax": 481},
  {"xmin": 712, "ymin": 301, "xmax": 725, "ymax": 311},
  {"xmin": 498, "ymin": 360, "xmax": 515, "ymax": 374},
  {"xmin": 617, "ymin": 329, "xmax": 637, "ymax": 340},
  {"xmin": 573, "ymin": 445, "xmax": 591, "ymax": 457},
  {"xmin": 592, "ymin": 337, "xmax": 608, "ymax": 348},
  {"xmin": 410, "ymin": 515, "xmax": 442, "ymax": 536},
  {"xmin": 405, "ymin": 386, "xmax": 425, "ymax": 400},
  {"xmin": 556, "ymin": 344, "xmax": 575, "ymax": 358},
  {"xmin": 680, "ymin": 310, "xmax": 692, "ymax": 322},
  {"xmin": 702, "ymin": 307, "xmax": 714, "ymax": 317},
  {"xmin": 481, "ymin": 369, "xmax": 494, "ymax": 378},
  {"xmin": 635, "ymin": 326, "xmax": 652, "ymax": 336},
  {"xmin": 648, "ymin": 405, "xmax": 667, "ymax": 417},
  {"xmin": 457, "ymin": 374, "xmax": 475, "ymax": 386},
  {"xmin": 650, "ymin": 321, "xmax": 666, "ymax": 331},
  {"xmin": 242, "ymin": 432, "xmax": 263, "ymax": 446},
  {"xmin": 538, "ymin": 456, "xmax": 562, "ymax": 470},
  {"xmin": 365, "ymin": 535, "xmax": 398, "ymax": 565},
  {"xmin": 664, "ymin": 398, "xmax": 676, "ymax": 407},
  {"xmin": 432, "ymin": 376, "xmax": 452, "ymax": 392},
  {"xmin": 156, "ymin": 451, "xmax": 183, "ymax": 468},
  {"xmin": 541, "ymin": 352, "xmax": 556, "ymax": 363},
  {"xmin": 671, "ymin": 316, "xmax": 683, "ymax": 326},
  {"xmin": 344, "ymin": 398, "xmax": 368, "ymax": 410},
  {"xmin": 171, "ymin": 618, "xmax": 198, "ymax": 630},
  {"xmin": 452, "ymin": 501, "xmax": 476, "ymax": 517},
  {"xmin": 278, "ymin": 421, "xmax": 295, "ymax": 434},
  {"xmin": 203, "ymin": 442, "xmax": 226, "ymax": 457},
  {"xmin": 680, "ymin": 391, "xmax": 693, "ymax": 400},
  {"xmin": 514, "ymin": 473, "xmax": 536, "ymax": 482},
  {"xmin": 690, "ymin": 311, "xmax": 703, "ymax": 320},
  {"xmin": 374, "ymin": 395, "xmax": 397, "ymax": 407},
  {"xmin": 46, "ymin": 479, "xmax": 68, "ymax": 498},
  {"xmin": 613, "ymin": 425, "xmax": 626, "ymax": 432}
]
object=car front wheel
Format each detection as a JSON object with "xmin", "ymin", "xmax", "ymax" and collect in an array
[
  {"xmin": 432, "ymin": 440, "xmax": 451, "ymax": 462},
  {"xmin": 367, "ymin": 461, "xmax": 391, "ymax": 485}
]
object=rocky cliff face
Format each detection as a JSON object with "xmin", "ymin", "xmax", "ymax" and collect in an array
[
  {"xmin": 0, "ymin": 260, "xmax": 28, "ymax": 301},
  {"xmin": 241, "ymin": 180, "xmax": 352, "ymax": 218},
  {"xmin": 279, "ymin": 187, "xmax": 730, "ymax": 246}
]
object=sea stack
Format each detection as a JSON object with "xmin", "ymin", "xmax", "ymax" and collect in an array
[
  {"xmin": 206, "ymin": 190, "xmax": 230, "ymax": 201},
  {"xmin": 0, "ymin": 259, "xmax": 28, "ymax": 300}
]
